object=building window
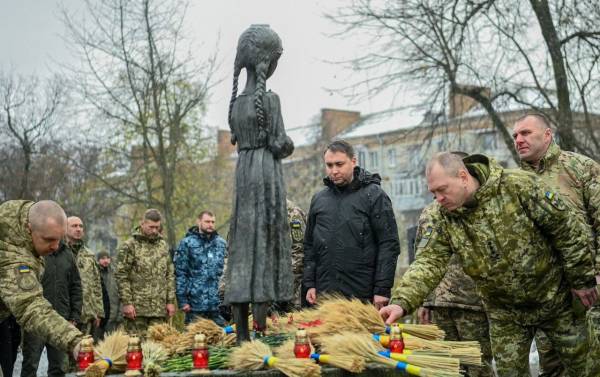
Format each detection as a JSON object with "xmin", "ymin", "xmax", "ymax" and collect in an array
[
  {"xmin": 369, "ymin": 151, "xmax": 379, "ymax": 170},
  {"xmin": 358, "ymin": 151, "xmax": 366, "ymax": 167},
  {"xmin": 387, "ymin": 148, "xmax": 397, "ymax": 167}
]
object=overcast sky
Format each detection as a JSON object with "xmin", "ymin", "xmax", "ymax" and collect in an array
[{"xmin": 0, "ymin": 0, "xmax": 416, "ymax": 132}]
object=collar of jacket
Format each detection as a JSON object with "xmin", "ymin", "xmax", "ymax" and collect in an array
[
  {"xmin": 67, "ymin": 239, "xmax": 85, "ymax": 253},
  {"xmin": 519, "ymin": 142, "xmax": 561, "ymax": 174},
  {"xmin": 323, "ymin": 166, "xmax": 381, "ymax": 192},
  {"xmin": 132, "ymin": 226, "xmax": 163, "ymax": 243},
  {"xmin": 444, "ymin": 154, "xmax": 502, "ymax": 217},
  {"xmin": 186, "ymin": 226, "xmax": 218, "ymax": 241}
]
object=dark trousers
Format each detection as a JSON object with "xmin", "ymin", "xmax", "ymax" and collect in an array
[
  {"xmin": 21, "ymin": 332, "xmax": 67, "ymax": 377},
  {"xmin": 0, "ymin": 316, "xmax": 21, "ymax": 377}
]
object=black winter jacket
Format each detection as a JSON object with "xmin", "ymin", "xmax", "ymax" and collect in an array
[
  {"xmin": 303, "ymin": 167, "xmax": 401, "ymax": 299},
  {"xmin": 42, "ymin": 242, "xmax": 82, "ymax": 322}
]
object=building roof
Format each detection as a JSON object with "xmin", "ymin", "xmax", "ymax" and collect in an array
[{"xmin": 338, "ymin": 108, "xmax": 423, "ymax": 138}]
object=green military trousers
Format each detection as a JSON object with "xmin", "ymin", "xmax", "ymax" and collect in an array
[
  {"xmin": 489, "ymin": 304, "xmax": 590, "ymax": 377},
  {"xmin": 432, "ymin": 307, "xmax": 494, "ymax": 377}
]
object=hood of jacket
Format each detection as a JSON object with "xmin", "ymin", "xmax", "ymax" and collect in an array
[
  {"xmin": 323, "ymin": 166, "xmax": 381, "ymax": 191},
  {"xmin": 444, "ymin": 154, "xmax": 503, "ymax": 217},
  {"xmin": 185, "ymin": 226, "xmax": 219, "ymax": 241},
  {"xmin": 132, "ymin": 226, "xmax": 163, "ymax": 243}
]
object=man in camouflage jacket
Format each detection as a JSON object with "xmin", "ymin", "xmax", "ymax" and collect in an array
[
  {"xmin": 175, "ymin": 211, "xmax": 227, "ymax": 325},
  {"xmin": 288, "ymin": 200, "xmax": 307, "ymax": 310},
  {"xmin": 380, "ymin": 152, "xmax": 597, "ymax": 376},
  {"xmin": 65, "ymin": 216, "xmax": 104, "ymax": 336},
  {"xmin": 514, "ymin": 113, "xmax": 600, "ymax": 376},
  {"xmin": 416, "ymin": 203, "xmax": 493, "ymax": 377},
  {"xmin": 271, "ymin": 200, "xmax": 307, "ymax": 313},
  {"xmin": 116, "ymin": 209, "xmax": 176, "ymax": 336},
  {"xmin": 0, "ymin": 200, "xmax": 83, "ymax": 377}
]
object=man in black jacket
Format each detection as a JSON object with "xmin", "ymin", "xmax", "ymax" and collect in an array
[
  {"xmin": 303, "ymin": 140, "xmax": 401, "ymax": 309},
  {"xmin": 21, "ymin": 241, "xmax": 82, "ymax": 377}
]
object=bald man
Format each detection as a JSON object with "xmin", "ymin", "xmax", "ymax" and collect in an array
[
  {"xmin": 64, "ymin": 216, "xmax": 104, "ymax": 337},
  {"xmin": 513, "ymin": 113, "xmax": 600, "ymax": 376},
  {"xmin": 0, "ymin": 200, "xmax": 83, "ymax": 377},
  {"xmin": 380, "ymin": 152, "xmax": 597, "ymax": 376}
]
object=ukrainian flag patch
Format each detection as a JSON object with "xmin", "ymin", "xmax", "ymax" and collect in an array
[
  {"xmin": 544, "ymin": 191, "xmax": 565, "ymax": 210},
  {"xmin": 18, "ymin": 265, "xmax": 31, "ymax": 273}
]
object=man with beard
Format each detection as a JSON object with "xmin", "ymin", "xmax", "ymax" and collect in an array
[{"xmin": 175, "ymin": 211, "xmax": 227, "ymax": 325}]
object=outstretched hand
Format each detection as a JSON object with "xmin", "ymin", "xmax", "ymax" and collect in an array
[{"xmin": 379, "ymin": 304, "xmax": 406, "ymax": 325}]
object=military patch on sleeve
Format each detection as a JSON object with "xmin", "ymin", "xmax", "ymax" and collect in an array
[
  {"xmin": 544, "ymin": 191, "xmax": 565, "ymax": 210},
  {"xmin": 16, "ymin": 265, "xmax": 37, "ymax": 291},
  {"xmin": 416, "ymin": 226, "xmax": 433, "ymax": 249},
  {"xmin": 290, "ymin": 219, "xmax": 303, "ymax": 242}
]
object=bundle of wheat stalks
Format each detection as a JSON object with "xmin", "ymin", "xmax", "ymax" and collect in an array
[
  {"xmin": 148, "ymin": 318, "xmax": 235, "ymax": 355},
  {"xmin": 85, "ymin": 330, "xmax": 129, "ymax": 377},
  {"xmin": 320, "ymin": 332, "xmax": 462, "ymax": 377},
  {"xmin": 141, "ymin": 341, "xmax": 168, "ymax": 377},
  {"xmin": 229, "ymin": 340, "xmax": 320, "ymax": 377},
  {"xmin": 403, "ymin": 334, "xmax": 481, "ymax": 366},
  {"xmin": 274, "ymin": 296, "xmax": 445, "ymax": 345}
]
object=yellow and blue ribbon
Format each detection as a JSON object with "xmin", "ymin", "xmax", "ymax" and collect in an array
[
  {"xmin": 310, "ymin": 353, "xmax": 331, "ymax": 364},
  {"xmin": 263, "ymin": 356, "xmax": 278, "ymax": 367}
]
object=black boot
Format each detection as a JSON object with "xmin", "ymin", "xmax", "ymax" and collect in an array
[{"xmin": 232, "ymin": 303, "xmax": 250, "ymax": 345}]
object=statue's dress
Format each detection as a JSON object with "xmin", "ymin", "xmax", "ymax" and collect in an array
[{"xmin": 224, "ymin": 91, "xmax": 294, "ymax": 304}]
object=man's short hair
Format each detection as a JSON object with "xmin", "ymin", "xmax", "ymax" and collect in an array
[
  {"xmin": 515, "ymin": 112, "xmax": 552, "ymax": 129},
  {"xmin": 198, "ymin": 210, "xmax": 215, "ymax": 219},
  {"xmin": 29, "ymin": 200, "xmax": 67, "ymax": 231},
  {"xmin": 324, "ymin": 139, "xmax": 355, "ymax": 159},
  {"xmin": 144, "ymin": 209, "xmax": 162, "ymax": 222},
  {"xmin": 97, "ymin": 250, "xmax": 110, "ymax": 260},
  {"xmin": 426, "ymin": 152, "xmax": 467, "ymax": 177}
]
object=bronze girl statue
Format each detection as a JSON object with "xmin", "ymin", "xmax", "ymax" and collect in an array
[{"xmin": 224, "ymin": 24, "xmax": 294, "ymax": 343}]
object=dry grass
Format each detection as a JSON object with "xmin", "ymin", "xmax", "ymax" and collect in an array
[
  {"xmin": 141, "ymin": 341, "xmax": 168, "ymax": 377},
  {"xmin": 147, "ymin": 323, "xmax": 179, "ymax": 342},
  {"xmin": 404, "ymin": 334, "xmax": 482, "ymax": 366},
  {"xmin": 228, "ymin": 341, "xmax": 320, "ymax": 377},
  {"xmin": 320, "ymin": 332, "xmax": 461, "ymax": 377},
  {"xmin": 85, "ymin": 330, "xmax": 129, "ymax": 377},
  {"xmin": 311, "ymin": 353, "xmax": 365, "ymax": 373},
  {"xmin": 387, "ymin": 351, "xmax": 460, "ymax": 373}
]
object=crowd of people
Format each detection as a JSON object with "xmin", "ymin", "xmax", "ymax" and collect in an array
[{"xmin": 0, "ymin": 112, "xmax": 599, "ymax": 377}]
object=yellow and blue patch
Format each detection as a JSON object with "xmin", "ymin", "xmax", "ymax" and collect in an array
[
  {"xmin": 18, "ymin": 265, "xmax": 31, "ymax": 273},
  {"xmin": 545, "ymin": 191, "xmax": 565, "ymax": 210}
]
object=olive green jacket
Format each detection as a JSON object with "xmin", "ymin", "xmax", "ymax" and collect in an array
[
  {"xmin": 0, "ymin": 200, "xmax": 82, "ymax": 352},
  {"xmin": 115, "ymin": 228, "xmax": 176, "ymax": 317},
  {"xmin": 391, "ymin": 155, "xmax": 596, "ymax": 324},
  {"xmin": 521, "ymin": 142, "xmax": 600, "ymax": 272}
]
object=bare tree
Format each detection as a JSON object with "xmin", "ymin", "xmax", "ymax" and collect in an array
[
  {"xmin": 62, "ymin": 0, "xmax": 219, "ymax": 247},
  {"xmin": 327, "ymin": 0, "xmax": 600, "ymax": 160},
  {"xmin": 0, "ymin": 72, "xmax": 64, "ymax": 199}
]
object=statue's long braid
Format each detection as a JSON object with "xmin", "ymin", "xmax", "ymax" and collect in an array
[
  {"xmin": 254, "ymin": 61, "xmax": 269, "ymax": 134},
  {"xmin": 228, "ymin": 66, "xmax": 240, "ymax": 128}
]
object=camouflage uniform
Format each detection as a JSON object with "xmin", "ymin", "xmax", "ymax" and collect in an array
[
  {"xmin": 0, "ymin": 200, "xmax": 82, "ymax": 353},
  {"xmin": 288, "ymin": 200, "xmax": 307, "ymax": 310},
  {"xmin": 391, "ymin": 155, "xmax": 596, "ymax": 376},
  {"xmin": 66, "ymin": 240, "xmax": 104, "ymax": 335},
  {"xmin": 520, "ymin": 142, "xmax": 600, "ymax": 377},
  {"xmin": 115, "ymin": 227, "xmax": 176, "ymax": 336},
  {"xmin": 419, "ymin": 204, "xmax": 493, "ymax": 377}
]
